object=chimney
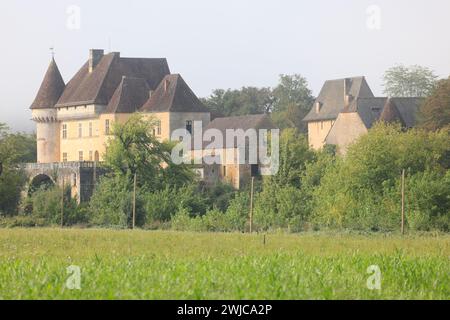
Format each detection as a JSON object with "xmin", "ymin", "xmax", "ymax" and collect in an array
[
  {"xmin": 315, "ymin": 101, "xmax": 322, "ymax": 113},
  {"xmin": 149, "ymin": 90, "xmax": 154, "ymax": 98},
  {"xmin": 89, "ymin": 49, "xmax": 104, "ymax": 73},
  {"xmin": 344, "ymin": 78, "xmax": 353, "ymax": 108},
  {"xmin": 164, "ymin": 79, "xmax": 170, "ymax": 92}
]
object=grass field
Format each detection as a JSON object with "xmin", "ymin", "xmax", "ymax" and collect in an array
[{"xmin": 0, "ymin": 228, "xmax": 448, "ymax": 299}]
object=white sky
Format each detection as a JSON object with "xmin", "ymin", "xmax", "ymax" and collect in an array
[{"xmin": 1, "ymin": 0, "xmax": 449, "ymax": 131}]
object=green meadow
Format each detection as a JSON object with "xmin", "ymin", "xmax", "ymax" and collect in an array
[{"xmin": 0, "ymin": 229, "xmax": 448, "ymax": 299}]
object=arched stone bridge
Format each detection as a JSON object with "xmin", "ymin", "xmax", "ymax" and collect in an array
[{"xmin": 23, "ymin": 162, "xmax": 107, "ymax": 203}]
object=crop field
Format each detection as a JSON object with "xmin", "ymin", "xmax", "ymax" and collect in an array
[{"xmin": 0, "ymin": 229, "xmax": 448, "ymax": 299}]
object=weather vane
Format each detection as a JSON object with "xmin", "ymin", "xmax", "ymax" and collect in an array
[{"xmin": 50, "ymin": 47, "xmax": 55, "ymax": 58}]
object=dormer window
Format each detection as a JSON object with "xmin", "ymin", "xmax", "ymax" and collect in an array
[
  {"xmin": 371, "ymin": 107, "xmax": 381, "ymax": 113},
  {"xmin": 186, "ymin": 120, "xmax": 193, "ymax": 134}
]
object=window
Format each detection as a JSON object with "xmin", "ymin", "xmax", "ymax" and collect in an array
[
  {"xmin": 79, "ymin": 151, "xmax": 83, "ymax": 161},
  {"xmin": 62, "ymin": 124, "xmax": 67, "ymax": 139},
  {"xmin": 186, "ymin": 120, "xmax": 192, "ymax": 134},
  {"xmin": 222, "ymin": 165, "xmax": 227, "ymax": 177},
  {"xmin": 62, "ymin": 153, "xmax": 68, "ymax": 162},
  {"xmin": 157, "ymin": 120, "xmax": 161, "ymax": 135},
  {"xmin": 105, "ymin": 119, "xmax": 110, "ymax": 135},
  {"xmin": 89, "ymin": 150, "xmax": 93, "ymax": 161},
  {"xmin": 89, "ymin": 122, "xmax": 93, "ymax": 137},
  {"xmin": 78, "ymin": 123, "xmax": 82, "ymax": 138},
  {"xmin": 152, "ymin": 120, "xmax": 161, "ymax": 136}
]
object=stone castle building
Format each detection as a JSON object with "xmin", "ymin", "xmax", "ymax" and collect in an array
[
  {"xmin": 303, "ymin": 76, "xmax": 422, "ymax": 154},
  {"xmin": 27, "ymin": 49, "xmax": 275, "ymax": 200}
]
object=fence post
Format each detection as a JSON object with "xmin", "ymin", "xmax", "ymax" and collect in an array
[{"xmin": 401, "ymin": 169, "xmax": 405, "ymax": 235}]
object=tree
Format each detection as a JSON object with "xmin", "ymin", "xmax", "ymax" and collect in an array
[
  {"xmin": 104, "ymin": 114, "xmax": 193, "ymax": 191},
  {"xmin": 419, "ymin": 77, "xmax": 450, "ymax": 131},
  {"xmin": 382, "ymin": 64, "xmax": 438, "ymax": 97},
  {"xmin": 266, "ymin": 128, "xmax": 315, "ymax": 188},
  {"xmin": 0, "ymin": 124, "xmax": 36, "ymax": 215},
  {"xmin": 271, "ymin": 74, "xmax": 315, "ymax": 131},
  {"xmin": 201, "ymin": 87, "xmax": 273, "ymax": 117},
  {"xmin": 90, "ymin": 115, "xmax": 195, "ymax": 228}
]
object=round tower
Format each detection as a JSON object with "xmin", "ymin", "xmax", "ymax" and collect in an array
[{"xmin": 30, "ymin": 58, "xmax": 65, "ymax": 163}]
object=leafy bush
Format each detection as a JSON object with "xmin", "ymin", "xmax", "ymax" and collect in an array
[
  {"xmin": 89, "ymin": 175, "xmax": 145, "ymax": 228},
  {"xmin": 312, "ymin": 124, "xmax": 450, "ymax": 232},
  {"xmin": 28, "ymin": 186, "xmax": 87, "ymax": 226}
]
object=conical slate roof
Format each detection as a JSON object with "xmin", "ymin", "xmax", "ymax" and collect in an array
[{"xmin": 30, "ymin": 58, "xmax": 65, "ymax": 109}]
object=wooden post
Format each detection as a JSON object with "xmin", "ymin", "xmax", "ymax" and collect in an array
[
  {"xmin": 132, "ymin": 172, "xmax": 137, "ymax": 229},
  {"xmin": 61, "ymin": 177, "xmax": 64, "ymax": 228},
  {"xmin": 401, "ymin": 169, "xmax": 405, "ymax": 235},
  {"xmin": 93, "ymin": 161, "xmax": 97, "ymax": 189},
  {"xmin": 249, "ymin": 176, "xmax": 254, "ymax": 233}
]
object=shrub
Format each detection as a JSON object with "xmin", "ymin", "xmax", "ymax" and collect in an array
[
  {"xmin": 312, "ymin": 124, "xmax": 450, "ymax": 232},
  {"xmin": 29, "ymin": 186, "xmax": 84, "ymax": 226},
  {"xmin": 89, "ymin": 175, "xmax": 145, "ymax": 228}
]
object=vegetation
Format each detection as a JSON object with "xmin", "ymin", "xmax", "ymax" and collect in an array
[
  {"xmin": 382, "ymin": 64, "xmax": 438, "ymax": 97},
  {"xmin": 1, "ymin": 67, "xmax": 449, "ymax": 234},
  {"xmin": 0, "ymin": 229, "xmax": 448, "ymax": 299},
  {"xmin": 201, "ymin": 74, "xmax": 314, "ymax": 131},
  {"xmin": 0, "ymin": 124, "xmax": 36, "ymax": 215},
  {"xmin": 419, "ymin": 76, "xmax": 450, "ymax": 131}
]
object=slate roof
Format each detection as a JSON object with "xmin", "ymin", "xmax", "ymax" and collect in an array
[
  {"xmin": 382, "ymin": 98, "xmax": 423, "ymax": 128},
  {"xmin": 343, "ymin": 97, "xmax": 423, "ymax": 129},
  {"xmin": 199, "ymin": 114, "xmax": 277, "ymax": 149},
  {"xmin": 55, "ymin": 52, "xmax": 169, "ymax": 107},
  {"xmin": 344, "ymin": 97, "xmax": 387, "ymax": 128},
  {"xmin": 303, "ymin": 77, "xmax": 374, "ymax": 122},
  {"xmin": 30, "ymin": 58, "xmax": 65, "ymax": 109},
  {"xmin": 106, "ymin": 77, "xmax": 150, "ymax": 113},
  {"xmin": 140, "ymin": 74, "xmax": 209, "ymax": 113}
]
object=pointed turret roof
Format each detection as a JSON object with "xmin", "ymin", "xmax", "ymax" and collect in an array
[
  {"xmin": 140, "ymin": 74, "xmax": 209, "ymax": 113},
  {"xmin": 30, "ymin": 58, "xmax": 65, "ymax": 109}
]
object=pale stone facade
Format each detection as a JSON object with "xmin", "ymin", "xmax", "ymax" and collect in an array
[
  {"xmin": 307, "ymin": 120, "xmax": 334, "ymax": 150},
  {"xmin": 29, "ymin": 49, "xmax": 274, "ymax": 195}
]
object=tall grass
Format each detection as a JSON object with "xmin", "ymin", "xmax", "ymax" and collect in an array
[{"xmin": 0, "ymin": 229, "xmax": 448, "ymax": 299}]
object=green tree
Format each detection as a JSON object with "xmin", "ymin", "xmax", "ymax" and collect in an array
[
  {"xmin": 271, "ymin": 74, "xmax": 314, "ymax": 131},
  {"xmin": 0, "ymin": 124, "xmax": 36, "ymax": 215},
  {"xmin": 267, "ymin": 128, "xmax": 315, "ymax": 188},
  {"xmin": 312, "ymin": 123, "xmax": 450, "ymax": 231},
  {"xmin": 104, "ymin": 114, "xmax": 193, "ymax": 191},
  {"xmin": 419, "ymin": 77, "xmax": 450, "ymax": 131},
  {"xmin": 382, "ymin": 64, "xmax": 438, "ymax": 97},
  {"xmin": 201, "ymin": 87, "xmax": 273, "ymax": 117}
]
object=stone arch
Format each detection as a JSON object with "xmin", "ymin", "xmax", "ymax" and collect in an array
[{"xmin": 28, "ymin": 173, "xmax": 55, "ymax": 196}]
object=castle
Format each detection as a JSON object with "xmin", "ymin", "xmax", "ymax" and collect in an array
[
  {"xmin": 28, "ymin": 49, "xmax": 275, "ymax": 200},
  {"xmin": 302, "ymin": 76, "xmax": 422, "ymax": 154}
]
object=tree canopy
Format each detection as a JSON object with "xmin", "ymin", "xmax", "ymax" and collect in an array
[
  {"xmin": 382, "ymin": 64, "xmax": 438, "ymax": 97},
  {"xmin": 419, "ymin": 76, "xmax": 450, "ymax": 131},
  {"xmin": 201, "ymin": 74, "xmax": 314, "ymax": 131}
]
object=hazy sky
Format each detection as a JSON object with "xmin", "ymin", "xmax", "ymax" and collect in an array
[{"xmin": 1, "ymin": 0, "xmax": 449, "ymax": 132}]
